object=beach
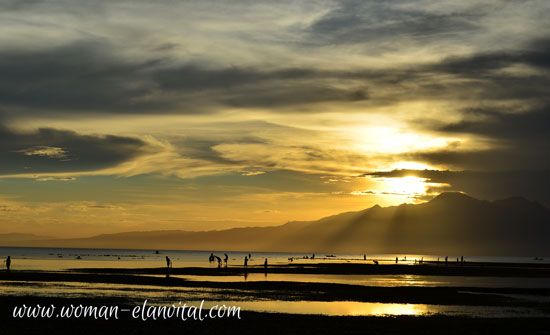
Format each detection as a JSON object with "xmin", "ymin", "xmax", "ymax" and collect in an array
[{"xmin": 1, "ymin": 248, "xmax": 550, "ymax": 334}]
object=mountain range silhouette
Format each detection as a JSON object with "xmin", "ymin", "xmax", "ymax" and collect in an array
[{"xmin": 2, "ymin": 192, "xmax": 549, "ymax": 255}]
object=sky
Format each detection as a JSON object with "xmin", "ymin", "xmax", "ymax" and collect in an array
[{"xmin": 0, "ymin": 0, "xmax": 549, "ymax": 238}]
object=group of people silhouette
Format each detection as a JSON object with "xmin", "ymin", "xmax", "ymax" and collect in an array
[
  {"xmin": 161, "ymin": 252, "xmax": 269, "ymax": 272},
  {"xmin": 203, "ymin": 252, "xmax": 269, "ymax": 271},
  {"xmin": 209, "ymin": 253, "xmax": 230, "ymax": 268},
  {"xmin": 436, "ymin": 256, "xmax": 465, "ymax": 265}
]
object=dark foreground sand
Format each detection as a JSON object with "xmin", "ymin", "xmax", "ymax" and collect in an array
[{"xmin": 1, "ymin": 296, "xmax": 550, "ymax": 335}]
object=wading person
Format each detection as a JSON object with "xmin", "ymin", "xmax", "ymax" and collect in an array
[
  {"xmin": 5, "ymin": 256, "xmax": 11, "ymax": 272},
  {"xmin": 165, "ymin": 256, "xmax": 172, "ymax": 278},
  {"xmin": 244, "ymin": 256, "xmax": 248, "ymax": 268}
]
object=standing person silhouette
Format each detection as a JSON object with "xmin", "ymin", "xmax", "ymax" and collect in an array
[
  {"xmin": 244, "ymin": 256, "xmax": 248, "ymax": 268},
  {"xmin": 224, "ymin": 253, "xmax": 229, "ymax": 266},
  {"xmin": 6, "ymin": 256, "xmax": 11, "ymax": 272},
  {"xmin": 264, "ymin": 258, "xmax": 268, "ymax": 269},
  {"xmin": 165, "ymin": 256, "xmax": 172, "ymax": 278}
]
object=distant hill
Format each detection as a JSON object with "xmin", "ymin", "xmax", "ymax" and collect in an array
[
  {"xmin": 0, "ymin": 233, "xmax": 53, "ymax": 243},
  {"xmin": 2, "ymin": 192, "xmax": 550, "ymax": 256}
]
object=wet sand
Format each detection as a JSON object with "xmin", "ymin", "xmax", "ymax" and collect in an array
[{"xmin": 71, "ymin": 261, "xmax": 550, "ymax": 277}]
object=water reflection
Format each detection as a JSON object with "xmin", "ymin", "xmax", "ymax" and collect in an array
[
  {"xmin": 191, "ymin": 300, "xmax": 548, "ymax": 318},
  {"xmin": 177, "ymin": 273, "xmax": 550, "ymax": 288}
]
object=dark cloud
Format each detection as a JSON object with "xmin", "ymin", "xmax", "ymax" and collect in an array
[
  {"xmin": 0, "ymin": 126, "xmax": 148, "ymax": 175},
  {"xmin": 309, "ymin": 0, "xmax": 480, "ymax": 45},
  {"xmin": 1, "ymin": 32, "xmax": 548, "ymax": 117},
  {"xmin": 0, "ymin": 41, "xmax": 369, "ymax": 117},
  {"xmin": 436, "ymin": 38, "xmax": 550, "ymax": 74},
  {"xmin": 439, "ymin": 106, "xmax": 550, "ymax": 141},
  {"xmin": 366, "ymin": 169, "xmax": 550, "ymax": 207},
  {"xmin": 409, "ymin": 104, "xmax": 550, "ymax": 170},
  {"xmin": 0, "ymin": 41, "xmax": 161, "ymax": 113}
]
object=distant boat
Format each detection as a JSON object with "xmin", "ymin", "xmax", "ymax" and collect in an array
[{"xmin": 326, "ymin": 254, "xmax": 336, "ymax": 257}]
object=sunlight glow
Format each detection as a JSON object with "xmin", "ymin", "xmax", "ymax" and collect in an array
[
  {"xmin": 382, "ymin": 176, "xmax": 427, "ymax": 196},
  {"xmin": 351, "ymin": 126, "xmax": 453, "ymax": 154}
]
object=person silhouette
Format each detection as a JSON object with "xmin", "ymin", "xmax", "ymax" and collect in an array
[
  {"xmin": 395, "ymin": 257, "xmax": 398, "ymax": 264},
  {"xmin": 6, "ymin": 256, "xmax": 11, "ymax": 272},
  {"xmin": 364, "ymin": 254, "xmax": 366, "ymax": 261},
  {"xmin": 224, "ymin": 253, "xmax": 229, "ymax": 266},
  {"xmin": 264, "ymin": 258, "xmax": 268, "ymax": 270},
  {"xmin": 215, "ymin": 256, "xmax": 222, "ymax": 268},
  {"xmin": 209, "ymin": 253, "xmax": 214, "ymax": 263},
  {"xmin": 165, "ymin": 256, "xmax": 172, "ymax": 268},
  {"xmin": 244, "ymin": 256, "xmax": 248, "ymax": 267},
  {"xmin": 445, "ymin": 256, "xmax": 448, "ymax": 265},
  {"xmin": 311, "ymin": 253, "xmax": 315, "ymax": 260}
]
